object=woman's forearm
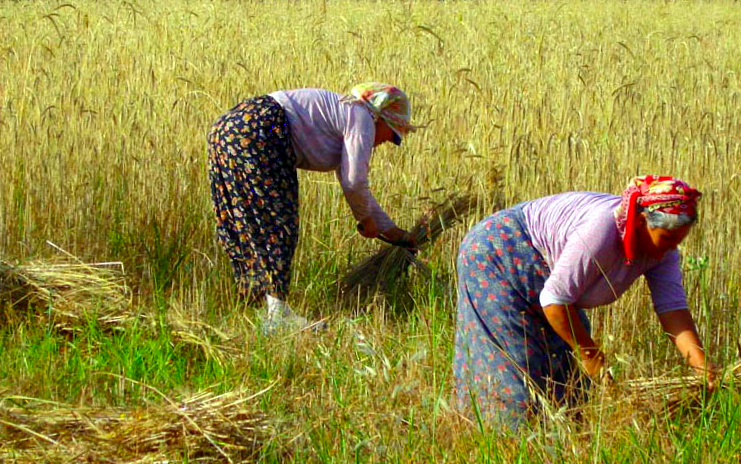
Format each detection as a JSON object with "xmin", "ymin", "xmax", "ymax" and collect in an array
[
  {"xmin": 657, "ymin": 308, "xmax": 708, "ymax": 370},
  {"xmin": 542, "ymin": 304, "xmax": 595, "ymax": 350},
  {"xmin": 542, "ymin": 304, "xmax": 604, "ymax": 376}
]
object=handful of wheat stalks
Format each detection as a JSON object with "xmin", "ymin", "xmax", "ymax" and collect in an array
[
  {"xmin": 611, "ymin": 362, "xmax": 741, "ymax": 414},
  {"xmin": 340, "ymin": 193, "xmax": 478, "ymax": 301}
]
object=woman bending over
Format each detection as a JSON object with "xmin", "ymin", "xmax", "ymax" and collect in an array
[
  {"xmin": 208, "ymin": 83, "xmax": 418, "ymax": 333},
  {"xmin": 453, "ymin": 175, "xmax": 716, "ymax": 427}
]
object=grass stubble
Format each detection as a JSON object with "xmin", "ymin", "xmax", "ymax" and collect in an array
[{"xmin": 1, "ymin": 0, "xmax": 741, "ymax": 462}]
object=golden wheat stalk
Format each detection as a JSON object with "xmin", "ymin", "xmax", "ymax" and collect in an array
[
  {"xmin": 534, "ymin": 362, "xmax": 741, "ymax": 428},
  {"xmin": 602, "ymin": 362, "xmax": 741, "ymax": 415}
]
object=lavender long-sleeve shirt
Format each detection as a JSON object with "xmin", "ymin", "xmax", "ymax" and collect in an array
[
  {"xmin": 521, "ymin": 191, "xmax": 688, "ymax": 314},
  {"xmin": 269, "ymin": 88, "xmax": 395, "ymax": 232}
]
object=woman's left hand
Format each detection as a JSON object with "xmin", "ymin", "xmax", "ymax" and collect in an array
[
  {"xmin": 358, "ymin": 216, "xmax": 379, "ymax": 238},
  {"xmin": 693, "ymin": 361, "xmax": 719, "ymax": 392},
  {"xmin": 380, "ymin": 227, "xmax": 417, "ymax": 248},
  {"xmin": 580, "ymin": 346, "xmax": 607, "ymax": 378},
  {"xmin": 657, "ymin": 309, "xmax": 717, "ymax": 392}
]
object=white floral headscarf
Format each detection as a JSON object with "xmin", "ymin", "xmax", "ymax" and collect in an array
[{"xmin": 341, "ymin": 82, "xmax": 418, "ymax": 140}]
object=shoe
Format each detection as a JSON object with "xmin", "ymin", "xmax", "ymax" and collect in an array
[
  {"xmin": 261, "ymin": 296, "xmax": 327, "ymax": 335},
  {"xmin": 261, "ymin": 307, "xmax": 305, "ymax": 334}
]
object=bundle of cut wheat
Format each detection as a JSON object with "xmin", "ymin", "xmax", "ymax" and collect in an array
[
  {"xmin": 0, "ymin": 385, "xmax": 275, "ymax": 463},
  {"xmin": 0, "ymin": 257, "xmax": 133, "ymax": 332},
  {"xmin": 609, "ymin": 362, "xmax": 741, "ymax": 414},
  {"xmin": 339, "ymin": 193, "xmax": 478, "ymax": 301},
  {"xmin": 0, "ymin": 255, "xmax": 243, "ymax": 363},
  {"xmin": 535, "ymin": 362, "xmax": 741, "ymax": 430},
  {"xmin": 517, "ymin": 363, "xmax": 741, "ymax": 431}
]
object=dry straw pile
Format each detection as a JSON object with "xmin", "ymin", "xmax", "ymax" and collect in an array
[
  {"xmin": 0, "ymin": 253, "xmax": 240, "ymax": 364},
  {"xmin": 0, "ymin": 386, "xmax": 275, "ymax": 463},
  {"xmin": 0, "ymin": 256, "xmax": 133, "ymax": 332}
]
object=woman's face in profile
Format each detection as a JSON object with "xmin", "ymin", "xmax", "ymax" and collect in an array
[
  {"xmin": 373, "ymin": 118, "xmax": 396, "ymax": 147},
  {"xmin": 636, "ymin": 213, "xmax": 693, "ymax": 260}
]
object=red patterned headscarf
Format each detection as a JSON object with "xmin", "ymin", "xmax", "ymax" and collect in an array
[{"xmin": 614, "ymin": 175, "xmax": 702, "ymax": 262}]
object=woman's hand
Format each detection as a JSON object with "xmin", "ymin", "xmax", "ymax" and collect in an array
[
  {"xmin": 657, "ymin": 309, "xmax": 716, "ymax": 392},
  {"xmin": 580, "ymin": 346, "xmax": 607, "ymax": 379},
  {"xmin": 693, "ymin": 360, "xmax": 719, "ymax": 392},
  {"xmin": 358, "ymin": 216, "xmax": 379, "ymax": 238},
  {"xmin": 381, "ymin": 226, "xmax": 416, "ymax": 248},
  {"xmin": 542, "ymin": 304, "xmax": 607, "ymax": 379}
]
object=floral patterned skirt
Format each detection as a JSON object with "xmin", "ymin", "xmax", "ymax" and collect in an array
[
  {"xmin": 453, "ymin": 206, "xmax": 590, "ymax": 428},
  {"xmin": 207, "ymin": 95, "xmax": 298, "ymax": 299}
]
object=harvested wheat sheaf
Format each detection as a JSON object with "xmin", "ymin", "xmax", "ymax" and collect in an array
[
  {"xmin": 532, "ymin": 362, "xmax": 741, "ymax": 429},
  {"xmin": 0, "ymin": 258, "xmax": 133, "ymax": 332},
  {"xmin": 0, "ymin": 257, "xmax": 242, "ymax": 363},
  {"xmin": 340, "ymin": 193, "xmax": 478, "ymax": 301},
  {"xmin": 608, "ymin": 362, "xmax": 741, "ymax": 415},
  {"xmin": 0, "ymin": 386, "xmax": 275, "ymax": 463}
]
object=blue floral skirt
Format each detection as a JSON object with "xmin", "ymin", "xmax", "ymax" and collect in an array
[
  {"xmin": 453, "ymin": 206, "xmax": 590, "ymax": 428},
  {"xmin": 207, "ymin": 95, "xmax": 298, "ymax": 299}
]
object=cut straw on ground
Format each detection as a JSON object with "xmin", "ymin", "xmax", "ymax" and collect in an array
[
  {"xmin": 531, "ymin": 362, "xmax": 741, "ymax": 431},
  {"xmin": 0, "ymin": 255, "xmax": 241, "ymax": 364},
  {"xmin": 0, "ymin": 257, "xmax": 133, "ymax": 332},
  {"xmin": 600, "ymin": 362, "xmax": 741, "ymax": 416},
  {"xmin": 0, "ymin": 383, "xmax": 276, "ymax": 464}
]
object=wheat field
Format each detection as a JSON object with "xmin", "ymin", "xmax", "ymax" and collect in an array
[{"xmin": 1, "ymin": 0, "xmax": 741, "ymax": 462}]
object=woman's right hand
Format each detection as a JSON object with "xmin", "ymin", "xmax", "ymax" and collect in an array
[
  {"xmin": 542, "ymin": 304, "xmax": 609, "ymax": 381},
  {"xmin": 358, "ymin": 216, "xmax": 379, "ymax": 238}
]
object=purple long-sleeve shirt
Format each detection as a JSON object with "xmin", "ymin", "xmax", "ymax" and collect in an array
[
  {"xmin": 521, "ymin": 191, "xmax": 688, "ymax": 314},
  {"xmin": 269, "ymin": 88, "xmax": 395, "ymax": 232}
]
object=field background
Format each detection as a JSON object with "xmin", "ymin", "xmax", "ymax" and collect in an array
[{"xmin": 1, "ymin": 0, "xmax": 741, "ymax": 462}]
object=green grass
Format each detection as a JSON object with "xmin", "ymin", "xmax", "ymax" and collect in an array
[{"xmin": 2, "ymin": 0, "xmax": 741, "ymax": 461}]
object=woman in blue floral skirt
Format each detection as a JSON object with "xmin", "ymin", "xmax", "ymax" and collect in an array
[{"xmin": 454, "ymin": 176, "xmax": 716, "ymax": 427}]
